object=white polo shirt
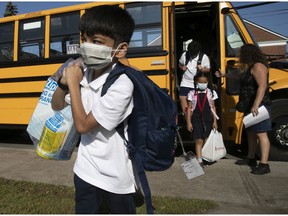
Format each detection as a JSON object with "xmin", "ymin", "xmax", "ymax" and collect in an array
[
  {"xmin": 179, "ymin": 52, "xmax": 210, "ymax": 88},
  {"xmin": 73, "ymin": 64, "xmax": 136, "ymax": 194}
]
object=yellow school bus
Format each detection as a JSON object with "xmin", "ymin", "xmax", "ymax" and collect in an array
[{"xmin": 0, "ymin": 2, "xmax": 287, "ymax": 160}]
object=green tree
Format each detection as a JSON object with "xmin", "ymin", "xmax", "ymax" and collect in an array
[{"xmin": 3, "ymin": 2, "xmax": 18, "ymax": 17}]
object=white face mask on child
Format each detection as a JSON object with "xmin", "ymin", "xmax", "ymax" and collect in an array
[
  {"xmin": 79, "ymin": 43, "xmax": 121, "ymax": 70},
  {"xmin": 197, "ymin": 82, "xmax": 208, "ymax": 91}
]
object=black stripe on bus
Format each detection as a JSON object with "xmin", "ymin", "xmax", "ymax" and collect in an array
[
  {"xmin": 0, "ymin": 76, "xmax": 49, "ymax": 83},
  {"xmin": 0, "ymin": 92, "xmax": 41, "ymax": 98},
  {"xmin": 0, "ymin": 124, "xmax": 27, "ymax": 130},
  {"xmin": 143, "ymin": 70, "xmax": 168, "ymax": 76},
  {"xmin": 126, "ymin": 50, "xmax": 168, "ymax": 58},
  {"xmin": 161, "ymin": 88, "xmax": 169, "ymax": 94}
]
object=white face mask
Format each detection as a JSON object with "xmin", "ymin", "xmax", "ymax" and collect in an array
[
  {"xmin": 197, "ymin": 82, "xmax": 208, "ymax": 91},
  {"xmin": 79, "ymin": 43, "xmax": 120, "ymax": 70}
]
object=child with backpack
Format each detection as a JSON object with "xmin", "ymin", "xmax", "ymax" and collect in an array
[
  {"xmin": 51, "ymin": 5, "xmax": 176, "ymax": 214},
  {"xmin": 51, "ymin": 5, "xmax": 137, "ymax": 214},
  {"xmin": 186, "ymin": 72, "xmax": 219, "ymax": 168},
  {"xmin": 178, "ymin": 41, "xmax": 210, "ymax": 118}
]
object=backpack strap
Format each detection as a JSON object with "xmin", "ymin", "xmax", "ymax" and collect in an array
[
  {"xmin": 186, "ymin": 51, "xmax": 204, "ymax": 67},
  {"xmin": 191, "ymin": 89, "xmax": 213, "ymax": 112},
  {"xmin": 101, "ymin": 63, "xmax": 154, "ymax": 214},
  {"xmin": 185, "ymin": 51, "xmax": 190, "ymax": 65},
  {"xmin": 197, "ymin": 52, "xmax": 204, "ymax": 65}
]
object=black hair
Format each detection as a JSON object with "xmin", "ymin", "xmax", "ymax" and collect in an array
[
  {"xmin": 187, "ymin": 41, "xmax": 202, "ymax": 57},
  {"xmin": 80, "ymin": 5, "xmax": 135, "ymax": 45},
  {"xmin": 193, "ymin": 71, "xmax": 214, "ymax": 97},
  {"xmin": 239, "ymin": 44, "xmax": 269, "ymax": 68}
]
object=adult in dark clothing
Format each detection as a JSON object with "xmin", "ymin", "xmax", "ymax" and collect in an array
[{"xmin": 216, "ymin": 44, "xmax": 272, "ymax": 175}]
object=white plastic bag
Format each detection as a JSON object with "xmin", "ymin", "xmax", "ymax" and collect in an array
[
  {"xmin": 202, "ymin": 130, "xmax": 226, "ymax": 162},
  {"xmin": 27, "ymin": 58, "xmax": 80, "ymax": 160}
]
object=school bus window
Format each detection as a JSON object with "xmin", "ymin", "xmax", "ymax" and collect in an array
[
  {"xmin": 0, "ymin": 22, "xmax": 14, "ymax": 62},
  {"xmin": 19, "ymin": 17, "xmax": 45, "ymax": 60},
  {"xmin": 225, "ymin": 14, "xmax": 244, "ymax": 57},
  {"xmin": 50, "ymin": 12, "xmax": 80, "ymax": 56},
  {"xmin": 130, "ymin": 28, "xmax": 162, "ymax": 48},
  {"xmin": 126, "ymin": 3, "xmax": 162, "ymax": 49}
]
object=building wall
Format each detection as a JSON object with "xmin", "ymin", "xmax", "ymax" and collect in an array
[
  {"xmin": 260, "ymin": 46, "xmax": 286, "ymax": 59},
  {"xmin": 246, "ymin": 22, "xmax": 287, "ymax": 60}
]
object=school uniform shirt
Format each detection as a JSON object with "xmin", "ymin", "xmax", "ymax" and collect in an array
[
  {"xmin": 72, "ymin": 64, "xmax": 136, "ymax": 194},
  {"xmin": 179, "ymin": 52, "xmax": 210, "ymax": 88}
]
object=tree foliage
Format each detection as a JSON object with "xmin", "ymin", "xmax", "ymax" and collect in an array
[{"xmin": 3, "ymin": 2, "xmax": 18, "ymax": 17}]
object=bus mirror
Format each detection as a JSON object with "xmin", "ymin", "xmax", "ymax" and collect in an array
[{"xmin": 221, "ymin": 7, "xmax": 231, "ymax": 14}]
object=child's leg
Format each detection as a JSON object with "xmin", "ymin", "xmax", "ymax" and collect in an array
[
  {"xmin": 105, "ymin": 191, "xmax": 136, "ymax": 214},
  {"xmin": 195, "ymin": 138, "xmax": 204, "ymax": 160},
  {"xmin": 74, "ymin": 174, "xmax": 102, "ymax": 214}
]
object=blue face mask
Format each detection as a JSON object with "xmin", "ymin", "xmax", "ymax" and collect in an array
[{"xmin": 197, "ymin": 82, "xmax": 208, "ymax": 91}]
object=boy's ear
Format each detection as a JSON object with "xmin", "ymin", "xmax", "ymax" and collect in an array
[{"xmin": 114, "ymin": 42, "xmax": 128, "ymax": 59}]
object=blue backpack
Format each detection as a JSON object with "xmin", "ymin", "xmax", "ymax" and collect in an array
[{"xmin": 101, "ymin": 63, "xmax": 177, "ymax": 214}]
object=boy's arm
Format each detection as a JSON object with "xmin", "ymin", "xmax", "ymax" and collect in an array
[
  {"xmin": 198, "ymin": 65, "xmax": 210, "ymax": 73},
  {"xmin": 197, "ymin": 54, "xmax": 210, "ymax": 73},
  {"xmin": 51, "ymin": 85, "xmax": 68, "ymax": 111},
  {"xmin": 65, "ymin": 66, "xmax": 100, "ymax": 134},
  {"xmin": 179, "ymin": 52, "xmax": 187, "ymax": 71}
]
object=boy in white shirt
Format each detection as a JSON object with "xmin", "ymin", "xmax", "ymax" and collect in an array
[
  {"xmin": 178, "ymin": 41, "xmax": 210, "ymax": 118},
  {"xmin": 52, "ymin": 5, "xmax": 136, "ymax": 214}
]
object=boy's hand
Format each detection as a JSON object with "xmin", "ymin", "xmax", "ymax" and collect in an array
[
  {"xmin": 65, "ymin": 65, "xmax": 83, "ymax": 87},
  {"xmin": 179, "ymin": 64, "xmax": 187, "ymax": 71},
  {"xmin": 197, "ymin": 65, "xmax": 203, "ymax": 71}
]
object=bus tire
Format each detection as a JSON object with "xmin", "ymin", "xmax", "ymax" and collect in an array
[{"xmin": 266, "ymin": 99, "xmax": 288, "ymax": 161}]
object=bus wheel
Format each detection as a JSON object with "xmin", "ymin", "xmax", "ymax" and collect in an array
[{"xmin": 267, "ymin": 99, "xmax": 288, "ymax": 161}]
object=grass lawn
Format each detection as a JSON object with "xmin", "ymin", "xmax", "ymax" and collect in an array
[{"xmin": 0, "ymin": 177, "xmax": 217, "ymax": 214}]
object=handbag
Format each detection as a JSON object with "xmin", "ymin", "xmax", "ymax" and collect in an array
[
  {"xmin": 202, "ymin": 130, "xmax": 226, "ymax": 162},
  {"xmin": 27, "ymin": 58, "xmax": 80, "ymax": 160}
]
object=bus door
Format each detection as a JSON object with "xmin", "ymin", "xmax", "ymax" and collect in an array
[
  {"xmin": 218, "ymin": 2, "xmax": 255, "ymax": 144},
  {"xmin": 173, "ymin": 2, "xmax": 221, "ymax": 139}
]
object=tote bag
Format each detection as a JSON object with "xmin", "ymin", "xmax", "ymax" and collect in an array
[
  {"xmin": 27, "ymin": 58, "xmax": 80, "ymax": 160},
  {"xmin": 202, "ymin": 130, "xmax": 226, "ymax": 162}
]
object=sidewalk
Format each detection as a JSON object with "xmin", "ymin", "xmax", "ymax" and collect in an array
[{"xmin": 0, "ymin": 144, "xmax": 287, "ymax": 214}]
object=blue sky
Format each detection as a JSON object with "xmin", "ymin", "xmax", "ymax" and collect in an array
[
  {"xmin": 232, "ymin": 2, "xmax": 288, "ymax": 37},
  {"xmin": 0, "ymin": 1, "xmax": 287, "ymax": 37}
]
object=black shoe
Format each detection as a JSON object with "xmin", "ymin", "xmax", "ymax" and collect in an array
[
  {"xmin": 235, "ymin": 157, "xmax": 257, "ymax": 167},
  {"xmin": 199, "ymin": 162, "xmax": 205, "ymax": 169},
  {"xmin": 251, "ymin": 163, "xmax": 271, "ymax": 175}
]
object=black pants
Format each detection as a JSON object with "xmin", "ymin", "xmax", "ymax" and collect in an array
[{"xmin": 74, "ymin": 174, "xmax": 136, "ymax": 214}]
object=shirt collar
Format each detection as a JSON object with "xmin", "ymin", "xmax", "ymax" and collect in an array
[{"xmin": 80, "ymin": 63, "xmax": 117, "ymax": 91}]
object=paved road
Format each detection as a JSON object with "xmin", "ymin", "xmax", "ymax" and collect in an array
[{"xmin": 0, "ymin": 143, "xmax": 287, "ymax": 214}]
